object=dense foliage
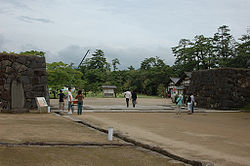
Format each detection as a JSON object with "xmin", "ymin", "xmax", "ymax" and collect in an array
[{"xmin": 172, "ymin": 25, "xmax": 250, "ymax": 75}]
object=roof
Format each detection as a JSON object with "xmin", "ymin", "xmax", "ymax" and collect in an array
[
  {"xmin": 176, "ymin": 72, "xmax": 192, "ymax": 85},
  {"xmin": 102, "ymin": 85, "xmax": 117, "ymax": 89},
  {"xmin": 169, "ymin": 77, "xmax": 180, "ymax": 84}
]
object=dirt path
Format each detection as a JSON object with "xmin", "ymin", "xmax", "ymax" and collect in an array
[
  {"xmin": 0, "ymin": 114, "xmax": 177, "ymax": 166},
  {"xmin": 76, "ymin": 112, "xmax": 250, "ymax": 166}
]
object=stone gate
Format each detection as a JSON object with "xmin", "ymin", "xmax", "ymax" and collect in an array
[
  {"xmin": 0, "ymin": 53, "xmax": 50, "ymax": 112},
  {"xmin": 187, "ymin": 68, "xmax": 250, "ymax": 109}
]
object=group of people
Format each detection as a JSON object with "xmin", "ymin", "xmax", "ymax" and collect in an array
[
  {"xmin": 58, "ymin": 88, "xmax": 84, "ymax": 115},
  {"xmin": 57, "ymin": 88, "xmax": 138, "ymax": 115},
  {"xmin": 124, "ymin": 90, "xmax": 137, "ymax": 108},
  {"xmin": 176, "ymin": 93, "xmax": 195, "ymax": 115},
  {"xmin": 57, "ymin": 88, "xmax": 193, "ymax": 115}
]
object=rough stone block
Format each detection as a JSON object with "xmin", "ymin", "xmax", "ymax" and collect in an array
[
  {"xmin": 25, "ymin": 91, "xmax": 35, "ymax": 98},
  {"xmin": 5, "ymin": 66, "xmax": 15, "ymax": 74},
  {"xmin": 0, "ymin": 79, "xmax": 5, "ymax": 85},
  {"xmin": 16, "ymin": 56, "xmax": 27, "ymax": 64},
  {"xmin": 188, "ymin": 68, "xmax": 250, "ymax": 109},
  {"xmin": 22, "ymin": 69, "xmax": 34, "ymax": 77},
  {"xmin": 40, "ymin": 76, "xmax": 48, "ymax": 84},
  {"xmin": 12, "ymin": 62, "xmax": 22, "ymax": 71},
  {"xmin": 1, "ymin": 60, "xmax": 12, "ymax": 67},
  {"xmin": 31, "ymin": 77, "xmax": 40, "ymax": 84},
  {"xmin": 34, "ymin": 70, "xmax": 46, "ymax": 76},
  {"xmin": 1, "ymin": 91, "xmax": 10, "ymax": 100},
  {"xmin": 20, "ymin": 76, "xmax": 30, "ymax": 84},
  {"xmin": 18, "ymin": 64, "xmax": 28, "ymax": 73}
]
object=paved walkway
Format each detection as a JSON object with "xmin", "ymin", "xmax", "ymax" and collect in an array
[{"xmin": 50, "ymin": 98, "xmax": 240, "ymax": 113}]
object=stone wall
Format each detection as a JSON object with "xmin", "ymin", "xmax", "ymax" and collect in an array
[
  {"xmin": 187, "ymin": 68, "xmax": 250, "ymax": 110},
  {"xmin": 0, "ymin": 53, "xmax": 50, "ymax": 112}
]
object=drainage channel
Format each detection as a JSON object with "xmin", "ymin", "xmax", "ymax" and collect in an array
[{"xmin": 56, "ymin": 112, "xmax": 212, "ymax": 166}]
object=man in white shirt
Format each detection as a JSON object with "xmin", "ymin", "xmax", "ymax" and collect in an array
[
  {"xmin": 124, "ymin": 90, "xmax": 131, "ymax": 107},
  {"xmin": 67, "ymin": 87, "xmax": 73, "ymax": 114}
]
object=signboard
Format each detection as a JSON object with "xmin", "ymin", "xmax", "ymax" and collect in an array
[
  {"xmin": 36, "ymin": 97, "xmax": 48, "ymax": 108},
  {"xmin": 35, "ymin": 97, "xmax": 48, "ymax": 113}
]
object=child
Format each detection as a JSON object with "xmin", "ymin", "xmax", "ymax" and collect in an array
[{"xmin": 75, "ymin": 90, "xmax": 84, "ymax": 115}]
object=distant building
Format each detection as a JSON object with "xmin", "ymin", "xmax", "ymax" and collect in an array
[
  {"xmin": 166, "ymin": 72, "xmax": 192, "ymax": 102},
  {"xmin": 167, "ymin": 77, "xmax": 180, "ymax": 95},
  {"xmin": 176, "ymin": 72, "xmax": 192, "ymax": 95},
  {"xmin": 101, "ymin": 85, "xmax": 117, "ymax": 97},
  {"xmin": 166, "ymin": 77, "xmax": 181, "ymax": 102}
]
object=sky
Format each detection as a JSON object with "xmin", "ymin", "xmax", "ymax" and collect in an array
[{"xmin": 0, "ymin": 0, "xmax": 249, "ymax": 69}]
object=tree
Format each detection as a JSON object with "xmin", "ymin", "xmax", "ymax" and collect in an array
[
  {"xmin": 140, "ymin": 56, "xmax": 165, "ymax": 70},
  {"xmin": 128, "ymin": 65, "xmax": 135, "ymax": 70},
  {"xmin": 229, "ymin": 33, "xmax": 250, "ymax": 68},
  {"xmin": 213, "ymin": 25, "xmax": 236, "ymax": 67},
  {"xmin": 83, "ymin": 49, "xmax": 110, "ymax": 71},
  {"xmin": 46, "ymin": 61, "xmax": 83, "ymax": 90},
  {"xmin": 112, "ymin": 58, "xmax": 120, "ymax": 71},
  {"xmin": 79, "ymin": 49, "xmax": 111, "ymax": 93},
  {"xmin": 172, "ymin": 39, "xmax": 196, "ymax": 74},
  {"xmin": 192, "ymin": 35, "xmax": 215, "ymax": 70}
]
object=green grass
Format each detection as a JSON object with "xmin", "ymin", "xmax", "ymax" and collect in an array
[{"xmin": 137, "ymin": 94, "xmax": 162, "ymax": 99}]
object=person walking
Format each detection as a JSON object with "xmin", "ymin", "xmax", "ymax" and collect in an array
[
  {"xmin": 57, "ymin": 90, "xmax": 65, "ymax": 112},
  {"xmin": 187, "ymin": 94, "xmax": 192, "ymax": 114},
  {"xmin": 67, "ymin": 87, "xmax": 73, "ymax": 114},
  {"xmin": 190, "ymin": 93, "xmax": 195, "ymax": 113},
  {"xmin": 75, "ymin": 90, "xmax": 84, "ymax": 115},
  {"xmin": 124, "ymin": 90, "xmax": 131, "ymax": 107},
  {"xmin": 131, "ymin": 91, "xmax": 137, "ymax": 108},
  {"xmin": 176, "ymin": 94, "xmax": 183, "ymax": 116}
]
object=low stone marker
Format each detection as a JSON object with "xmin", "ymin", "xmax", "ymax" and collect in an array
[{"xmin": 35, "ymin": 97, "xmax": 49, "ymax": 113}]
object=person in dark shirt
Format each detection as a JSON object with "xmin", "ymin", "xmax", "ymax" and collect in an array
[
  {"xmin": 131, "ymin": 91, "xmax": 137, "ymax": 108},
  {"xmin": 58, "ymin": 90, "xmax": 65, "ymax": 112},
  {"xmin": 75, "ymin": 90, "xmax": 84, "ymax": 115}
]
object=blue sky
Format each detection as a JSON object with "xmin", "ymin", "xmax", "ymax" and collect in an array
[{"xmin": 0, "ymin": 0, "xmax": 249, "ymax": 69}]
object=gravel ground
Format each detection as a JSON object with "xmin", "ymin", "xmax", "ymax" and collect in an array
[
  {"xmin": 74, "ymin": 112, "xmax": 250, "ymax": 166},
  {"xmin": 0, "ymin": 113, "xmax": 183, "ymax": 166}
]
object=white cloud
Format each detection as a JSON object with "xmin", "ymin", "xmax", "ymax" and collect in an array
[{"xmin": 0, "ymin": 0, "xmax": 249, "ymax": 68}]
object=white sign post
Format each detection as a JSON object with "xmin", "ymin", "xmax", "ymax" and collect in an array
[{"xmin": 35, "ymin": 97, "xmax": 49, "ymax": 113}]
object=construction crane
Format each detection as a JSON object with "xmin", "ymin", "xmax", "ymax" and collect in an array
[{"xmin": 77, "ymin": 49, "xmax": 90, "ymax": 69}]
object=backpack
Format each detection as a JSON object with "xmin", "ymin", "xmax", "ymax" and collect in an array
[{"xmin": 187, "ymin": 96, "xmax": 191, "ymax": 103}]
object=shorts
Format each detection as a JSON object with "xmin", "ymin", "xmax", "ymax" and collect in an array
[{"xmin": 59, "ymin": 102, "xmax": 64, "ymax": 109}]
